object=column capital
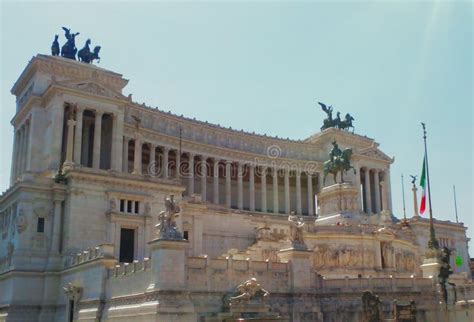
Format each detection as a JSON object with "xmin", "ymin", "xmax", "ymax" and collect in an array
[
  {"xmin": 225, "ymin": 160, "xmax": 233, "ymax": 165},
  {"xmin": 75, "ymin": 105, "xmax": 85, "ymax": 113},
  {"xmin": 94, "ymin": 109, "xmax": 104, "ymax": 116},
  {"xmin": 213, "ymin": 158, "xmax": 220, "ymax": 165}
]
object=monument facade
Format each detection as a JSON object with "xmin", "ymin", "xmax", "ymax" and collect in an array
[{"xmin": 0, "ymin": 54, "xmax": 473, "ymax": 322}]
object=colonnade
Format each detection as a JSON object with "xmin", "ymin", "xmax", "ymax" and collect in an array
[
  {"xmin": 63, "ymin": 107, "xmax": 122, "ymax": 171},
  {"xmin": 360, "ymin": 167, "xmax": 391, "ymax": 214},
  {"xmin": 122, "ymin": 136, "xmax": 319, "ymax": 216}
]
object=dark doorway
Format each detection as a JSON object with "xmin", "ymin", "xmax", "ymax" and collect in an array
[{"xmin": 119, "ymin": 228, "xmax": 135, "ymax": 263}]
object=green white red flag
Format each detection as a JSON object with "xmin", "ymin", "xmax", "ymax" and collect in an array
[{"xmin": 419, "ymin": 155, "xmax": 427, "ymax": 215}]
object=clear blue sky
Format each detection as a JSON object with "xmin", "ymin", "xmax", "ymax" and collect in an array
[{"xmin": 1, "ymin": 2, "xmax": 472, "ymax": 249}]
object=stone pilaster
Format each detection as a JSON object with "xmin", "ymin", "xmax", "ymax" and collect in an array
[{"xmin": 175, "ymin": 150, "xmax": 181, "ymax": 179}]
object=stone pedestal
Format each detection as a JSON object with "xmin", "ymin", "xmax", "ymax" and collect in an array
[
  {"xmin": 420, "ymin": 256, "xmax": 443, "ymax": 280},
  {"xmin": 278, "ymin": 247, "xmax": 312, "ymax": 291},
  {"xmin": 148, "ymin": 238, "xmax": 188, "ymax": 291},
  {"xmin": 317, "ymin": 183, "xmax": 359, "ymax": 217}
]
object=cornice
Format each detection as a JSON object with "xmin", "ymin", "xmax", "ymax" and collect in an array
[
  {"xmin": 12, "ymin": 54, "xmax": 128, "ymax": 97},
  {"xmin": 64, "ymin": 168, "xmax": 185, "ymax": 193}
]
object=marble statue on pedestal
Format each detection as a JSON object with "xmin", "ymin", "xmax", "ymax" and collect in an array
[
  {"xmin": 288, "ymin": 212, "xmax": 306, "ymax": 249},
  {"xmin": 155, "ymin": 195, "xmax": 183, "ymax": 239}
]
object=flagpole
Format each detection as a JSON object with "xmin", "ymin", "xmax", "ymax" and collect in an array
[
  {"xmin": 401, "ymin": 174, "xmax": 407, "ymax": 221},
  {"xmin": 421, "ymin": 123, "xmax": 439, "ymax": 250},
  {"xmin": 453, "ymin": 185, "xmax": 459, "ymax": 223}
]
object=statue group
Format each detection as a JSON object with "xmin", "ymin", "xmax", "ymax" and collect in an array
[
  {"xmin": 155, "ymin": 195, "xmax": 183, "ymax": 240},
  {"xmin": 323, "ymin": 140, "xmax": 355, "ymax": 185},
  {"xmin": 50, "ymin": 27, "xmax": 101, "ymax": 64},
  {"xmin": 318, "ymin": 102, "xmax": 355, "ymax": 132}
]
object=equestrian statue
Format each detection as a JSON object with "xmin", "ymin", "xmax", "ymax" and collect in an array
[
  {"xmin": 78, "ymin": 39, "xmax": 101, "ymax": 64},
  {"xmin": 323, "ymin": 140, "xmax": 356, "ymax": 185}
]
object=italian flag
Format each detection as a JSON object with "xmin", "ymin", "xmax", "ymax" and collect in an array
[{"xmin": 419, "ymin": 155, "xmax": 427, "ymax": 215}]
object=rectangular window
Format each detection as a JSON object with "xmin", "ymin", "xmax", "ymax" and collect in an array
[
  {"xmin": 127, "ymin": 200, "xmax": 132, "ymax": 213},
  {"xmin": 183, "ymin": 231, "xmax": 189, "ymax": 240},
  {"xmin": 120, "ymin": 199, "xmax": 125, "ymax": 212},
  {"xmin": 37, "ymin": 217, "xmax": 45, "ymax": 233},
  {"xmin": 119, "ymin": 228, "xmax": 135, "ymax": 263},
  {"xmin": 134, "ymin": 201, "xmax": 139, "ymax": 214}
]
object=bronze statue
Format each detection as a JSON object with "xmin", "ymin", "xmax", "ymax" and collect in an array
[
  {"xmin": 60, "ymin": 27, "xmax": 80, "ymax": 60},
  {"xmin": 78, "ymin": 39, "xmax": 101, "ymax": 64},
  {"xmin": 323, "ymin": 141, "xmax": 355, "ymax": 185},
  {"xmin": 410, "ymin": 175, "xmax": 417, "ymax": 185},
  {"xmin": 338, "ymin": 113, "xmax": 355, "ymax": 132},
  {"xmin": 361, "ymin": 291, "xmax": 383, "ymax": 322},
  {"xmin": 319, "ymin": 102, "xmax": 335, "ymax": 130},
  {"xmin": 439, "ymin": 247, "xmax": 455, "ymax": 305},
  {"xmin": 318, "ymin": 102, "xmax": 355, "ymax": 132},
  {"xmin": 228, "ymin": 278, "xmax": 269, "ymax": 306},
  {"xmin": 51, "ymin": 35, "xmax": 60, "ymax": 56}
]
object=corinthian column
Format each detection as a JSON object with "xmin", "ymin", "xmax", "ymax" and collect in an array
[
  {"xmin": 132, "ymin": 138, "xmax": 142, "ymax": 175},
  {"xmin": 296, "ymin": 171, "xmax": 302, "ymax": 215},
  {"xmin": 92, "ymin": 111, "xmax": 103, "ymax": 169},
  {"xmin": 213, "ymin": 159, "xmax": 220, "ymax": 204},
  {"xmin": 163, "ymin": 147, "xmax": 169, "ymax": 178},
  {"xmin": 261, "ymin": 167, "xmax": 267, "ymax": 212},
  {"xmin": 63, "ymin": 118, "xmax": 76, "ymax": 168},
  {"xmin": 122, "ymin": 137, "xmax": 129, "ymax": 173},
  {"xmin": 201, "ymin": 156, "xmax": 207, "ymax": 202},
  {"xmin": 237, "ymin": 163, "xmax": 243, "ymax": 210},
  {"xmin": 307, "ymin": 173, "xmax": 314, "ymax": 216},
  {"xmin": 284, "ymin": 169, "xmax": 290, "ymax": 214},
  {"xmin": 374, "ymin": 169, "xmax": 381, "ymax": 214},
  {"xmin": 188, "ymin": 153, "xmax": 195, "ymax": 194},
  {"xmin": 364, "ymin": 169, "xmax": 372, "ymax": 214},
  {"xmin": 273, "ymin": 167, "xmax": 279, "ymax": 214},
  {"xmin": 249, "ymin": 165, "xmax": 255, "ymax": 212},
  {"xmin": 225, "ymin": 161, "xmax": 232, "ymax": 208},
  {"xmin": 73, "ymin": 107, "xmax": 84, "ymax": 165},
  {"xmin": 149, "ymin": 144, "xmax": 156, "ymax": 175}
]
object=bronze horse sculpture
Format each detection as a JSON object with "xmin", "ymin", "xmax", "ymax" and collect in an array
[
  {"xmin": 323, "ymin": 148, "xmax": 355, "ymax": 185},
  {"xmin": 60, "ymin": 27, "xmax": 79, "ymax": 60},
  {"xmin": 78, "ymin": 39, "xmax": 101, "ymax": 64}
]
